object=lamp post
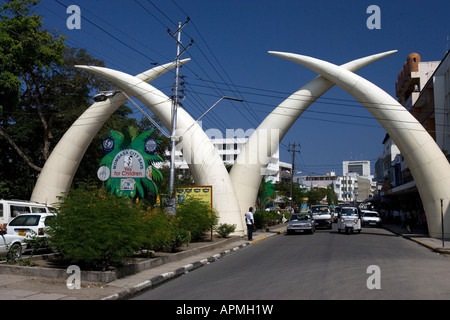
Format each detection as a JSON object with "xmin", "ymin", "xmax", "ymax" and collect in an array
[
  {"xmin": 180, "ymin": 96, "xmax": 244, "ymax": 137},
  {"xmin": 94, "ymin": 90, "xmax": 170, "ymax": 138}
]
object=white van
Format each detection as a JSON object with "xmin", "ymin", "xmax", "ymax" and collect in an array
[{"xmin": 0, "ymin": 199, "xmax": 55, "ymax": 230}]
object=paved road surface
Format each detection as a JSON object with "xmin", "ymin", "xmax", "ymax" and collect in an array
[{"xmin": 133, "ymin": 225, "xmax": 450, "ymax": 300}]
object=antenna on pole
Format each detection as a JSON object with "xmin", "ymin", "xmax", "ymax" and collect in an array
[{"xmin": 167, "ymin": 19, "xmax": 194, "ymax": 215}]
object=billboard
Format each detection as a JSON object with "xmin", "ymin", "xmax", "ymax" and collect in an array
[{"xmin": 176, "ymin": 186, "xmax": 213, "ymax": 208}]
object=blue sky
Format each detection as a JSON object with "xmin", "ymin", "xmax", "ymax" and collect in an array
[{"xmin": 35, "ymin": 0, "xmax": 450, "ymax": 176}]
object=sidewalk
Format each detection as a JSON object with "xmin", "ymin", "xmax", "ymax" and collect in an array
[
  {"xmin": 0, "ymin": 225, "xmax": 286, "ymax": 300},
  {"xmin": 382, "ymin": 223, "xmax": 450, "ymax": 255}
]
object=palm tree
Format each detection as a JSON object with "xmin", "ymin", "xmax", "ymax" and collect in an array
[{"xmin": 99, "ymin": 126, "xmax": 163, "ymax": 199}]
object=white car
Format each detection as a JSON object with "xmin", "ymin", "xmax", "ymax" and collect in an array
[
  {"xmin": 362, "ymin": 210, "xmax": 382, "ymax": 227},
  {"xmin": 6, "ymin": 213, "xmax": 55, "ymax": 241},
  {"xmin": 0, "ymin": 234, "xmax": 27, "ymax": 260},
  {"xmin": 311, "ymin": 205, "xmax": 332, "ymax": 229}
]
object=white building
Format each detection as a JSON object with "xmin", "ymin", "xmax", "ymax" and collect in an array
[
  {"xmin": 157, "ymin": 137, "xmax": 290, "ymax": 183},
  {"xmin": 343, "ymin": 161, "xmax": 371, "ymax": 177},
  {"xmin": 295, "ymin": 166, "xmax": 375, "ymax": 203}
]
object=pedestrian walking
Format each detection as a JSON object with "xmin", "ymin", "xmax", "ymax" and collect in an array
[{"xmin": 245, "ymin": 207, "xmax": 254, "ymax": 241}]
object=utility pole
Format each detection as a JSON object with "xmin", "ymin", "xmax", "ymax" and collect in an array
[
  {"xmin": 167, "ymin": 19, "xmax": 193, "ymax": 214},
  {"xmin": 288, "ymin": 142, "xmax": 301, "ymax": 207}
]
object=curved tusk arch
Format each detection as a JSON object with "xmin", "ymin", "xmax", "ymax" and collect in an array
[
  {"xmin": 30, "ymin": 59, "xmax": 190, "ymax": 206},
  {"xmin": 74, "ymin": 65, "xmax": 246, "ymax": 235},
  {"xmin": 269, "ymin": 51, "xmax": 450, "ymax": 238},
  {"xmin": 230, "ymin": 50, "xmax": 398, "ymax": 214}
]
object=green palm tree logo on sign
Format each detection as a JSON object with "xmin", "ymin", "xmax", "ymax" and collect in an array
[{"xmin": 99, "ymin": 127, "xmax": 164, "ymax": 199}]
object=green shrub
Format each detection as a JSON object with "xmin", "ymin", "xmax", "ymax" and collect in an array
[
  {"xmin": 140, "ymin": 207, "xmax": 190, "ymax": 252},
  {"xmin": 215, "ymin": 223, "xmax": 236, "ymax": 238},
  {"xmin": 254, "ymin": 210, "xmax": 285, "ymax": 229},
  {"xmin": 140, "ymin": 207, "xmax": 177, "ymax": 251},
  {"xmin": 176, "ymin": 198, "xmax": 218, "ymax": 241},
  {"xmin": 49, "ymin": 187, "xmax": 146, "ymax": 270},
  {"xmin": 47, "ymin": 186, "xmax": 221, "ymax": 269}
]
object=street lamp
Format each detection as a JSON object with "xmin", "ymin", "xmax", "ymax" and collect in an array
[
  {"xmin": 179, "ymin": 96, "xmax": 244, "ymax": 138},
  {"xmin": 93, "ymin": 90, "xmax": 170, "ymax": 138}
]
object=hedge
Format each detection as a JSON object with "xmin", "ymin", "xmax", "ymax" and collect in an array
[{"xmin": 48, "ymin": 186, "xmax": 218, "ymax": 270}]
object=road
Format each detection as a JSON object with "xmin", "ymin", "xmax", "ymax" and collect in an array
[{"xmin": 133, "ymin": 225, "xmax": 450, "ymax": 300}]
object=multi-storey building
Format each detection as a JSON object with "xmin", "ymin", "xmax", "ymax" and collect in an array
[
  {"xmin": 374, "ymin": 51, "xmax": 450, "ymax": 210},
  {"xmin": 295, "ymin": 167, "xmax": 375, "ymax": 204}
]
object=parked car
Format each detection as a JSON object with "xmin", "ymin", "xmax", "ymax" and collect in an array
[
  {"xmin": 337, "ymin": 206, "xmax": 362, "ymax": 234},
  {"xmin": 311, "ymin": 205, "xmax": 332, "ymax": 229},
  {"xmin": 6, "ymin": 213, "xmax": 55, "ymax": 247},
  {"xmin": 0, "ymin": 234, "xmax": 27, "ymax": 260},
  {"xmin": 286, "ymin": 213, "xmax": 315, "ymax": 234},
  {"xmin": 362, "ymin": 210, "xmax": 382, "ymax": 227},
  {"xmin": 0, "ymin": 199, "xmax": 55, "ymax": 231}
]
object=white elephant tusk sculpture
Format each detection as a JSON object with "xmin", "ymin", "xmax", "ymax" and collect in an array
[
  {"xmin": 230, "ymin": 50, "xmax": 398, "ymax": 214},
  {"xmin": 268, "ymin": 51, "xmax": 450, "ymax": 238},
  {"xmin": 31, "ymin": 51, "xmax": 399, "ymax": 237}
]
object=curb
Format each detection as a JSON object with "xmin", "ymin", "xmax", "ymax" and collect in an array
[
  {"xmin": 406, "ymin": 237, "xmax": 450, "ymax": 255},
  {"xmin": 383, "ymin": 225, "xmax": 450, "ymax": 255},
  {"xmin": 101, "ymin": 242, "xmax": 252, "ymax": 300},
  {"xmin": 250, "ymin": 229, "xmax": 285, "ymax": 244}
]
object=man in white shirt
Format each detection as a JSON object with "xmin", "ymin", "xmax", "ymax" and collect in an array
[{"xmin": 245, "ymin": 207, "xmax": 254, "ymax": 241}]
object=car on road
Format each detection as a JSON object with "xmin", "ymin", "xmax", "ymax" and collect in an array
[
  {"xmin": 0, "ymin": 234, "xmax": 26, "ymax": 260},
  {"xmin": 6, "ymin": 213, "xmax": 55, "ymax": 247},
  {"xmin": 337, "ymin": 206, "xmax": 362, "ymax": 234},
  {"xmin": 362, "ymin": 210, "xmax": 382, "ymax": 227},
  {"xmin": 286, "ymin": 213, "xmax": 315, "ymax": 234},
  {"xmin": 311, "ymin": 205, "xmax": 332, "ymax": 229}
]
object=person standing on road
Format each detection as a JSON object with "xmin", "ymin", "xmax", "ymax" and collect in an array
[{"xmin": 245, "ymin": 207, "xmax": 254, "ymax": 241}]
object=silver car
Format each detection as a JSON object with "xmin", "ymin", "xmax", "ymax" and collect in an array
[
  {"xmin": 286, "ymin": 214, "xmax": 315, "ymax": 235},
  {"xmin": 0, "ymin": 234, "xmax": 26, "ymax": 260}
]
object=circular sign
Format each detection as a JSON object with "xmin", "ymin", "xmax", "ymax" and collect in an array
[
  {"xmin": 144, "ymin": 138, "xmax": 158, "ymax": 154},
  {"xmin": 111, "ymin": 149, "xmax": 146, "ymax": 178},
  {"xmin": 97, "ymin": 166, "xmax": 110, "ymax": 181},
  {"xmin": 102, "ymin": 137, "xmax": 114, "ymax": 153}
]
